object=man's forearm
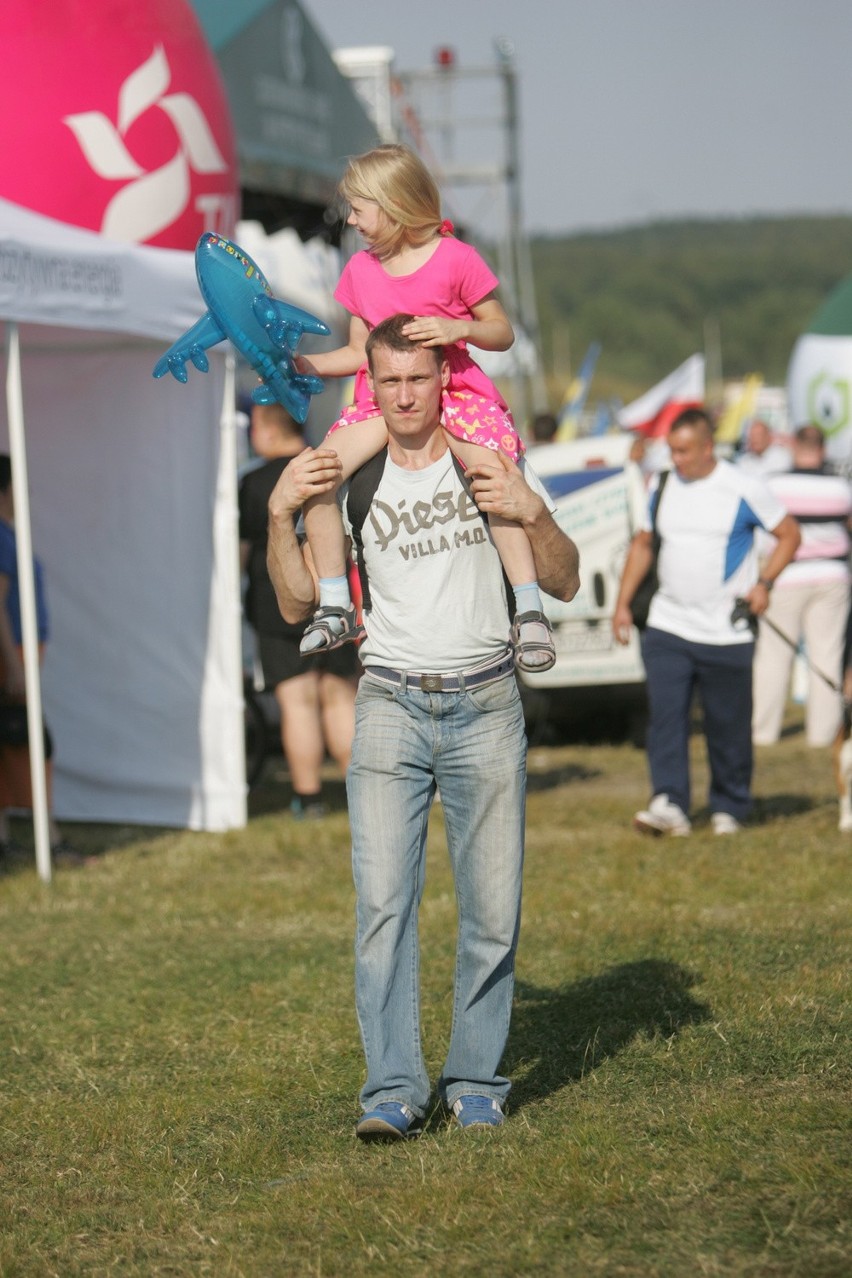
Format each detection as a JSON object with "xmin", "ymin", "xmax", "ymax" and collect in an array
[
  {"xmin": 265, "ymin": 447, "xmax": 340, "ymax": 624},
  {"xmin": 614, "ymin": 535, "xmax": 655, "ymax": 610},
  {"xmin": 266, "ymin": 510, "xmax": 317, "ymax": 624}
]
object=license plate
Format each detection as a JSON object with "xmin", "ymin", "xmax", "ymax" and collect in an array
[{"xmin": 553, "ymin": 622, "xmax": 613, "ymax": 654}]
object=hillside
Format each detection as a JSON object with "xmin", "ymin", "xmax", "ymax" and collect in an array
[{"xmin": 530, "ymin": 215, "xmax": 852, "ymax": 407}]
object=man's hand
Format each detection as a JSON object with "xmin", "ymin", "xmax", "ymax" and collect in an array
[
  {"xmin": 743, "ymin": 579, "xmax": 771, "ymax": 616},
  {"xmin": 464, "ymin": 452, "xmax": 543, "ymax": 526},
  {"xmin": 463, "ymin": 452, "xmax": 580, "ymax": 602},
  {"xmin": 612, "ymin": 602, "xmax": 634, "ymax": 646},
  {"xmin": 268, "ymin": 447, "xmax": 342, "ymax": 522}
]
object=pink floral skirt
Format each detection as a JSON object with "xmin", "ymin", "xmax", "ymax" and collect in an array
[{"xmin": 328, "ymin": 389, "xmax": 524, "ymax": 462}]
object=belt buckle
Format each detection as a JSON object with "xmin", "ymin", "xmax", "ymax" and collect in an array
[{"xmin": 420, "ymin": 673, "xmax": 444, "ymax": 693}]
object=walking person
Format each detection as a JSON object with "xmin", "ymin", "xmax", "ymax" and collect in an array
[
  {"xmin": 612, "ymin": 408, "xmax": 800, "ymax": 835},
  {"xmin": 752, "ymin": 423, "xmax": 852, "ymax": 748},
  {"xmin": 0, "ymin": 455, "xmax": 80, "ymax": 866},
  {"xmin": 239, "ymin": 403, "xmax": 358, "ymax": 814},
  {"xmin": 267, "ymin": 315, "xmax": 580, "ymax": 1137}
]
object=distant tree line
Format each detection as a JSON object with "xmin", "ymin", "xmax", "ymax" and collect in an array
[{"xmin": 528, "ymin": 215, "xmax": 852, "ymax": 407}]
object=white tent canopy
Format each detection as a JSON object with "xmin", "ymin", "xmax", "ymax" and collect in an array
[{"xmin": 0, "ymin": 198, "xmax": 246, "ymax": 855}]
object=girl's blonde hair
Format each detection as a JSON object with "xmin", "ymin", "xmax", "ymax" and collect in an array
[{"xmin": 339, "ymin": 144, "xmax": 443, "ymax": 259}]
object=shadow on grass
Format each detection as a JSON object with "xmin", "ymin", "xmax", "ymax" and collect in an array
[
  {"xmin": 505, "ymin": 958, "xmax": 712, "ymax": 1108},
  {"xmin": 749, "ymin": 793, "xmax": 826, "ymax": 823},
  {"xmin": 247, "ymin": 764, "xmax": 602, "ymax": 812},
  {"xmin": 526, "ymin": 762, "xmax": 601, "ymax": 794}
]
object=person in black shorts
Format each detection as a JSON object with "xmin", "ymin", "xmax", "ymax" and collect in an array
[{"xmin": 239, "ymin": 403, "xmax": 359, "ymax": 815}]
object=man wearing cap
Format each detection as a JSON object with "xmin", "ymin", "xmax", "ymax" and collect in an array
[{"xmin": 267, "ymin": 313, "xmax": 580, "ymax": 1140}]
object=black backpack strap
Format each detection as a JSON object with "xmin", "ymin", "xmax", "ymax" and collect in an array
[
  {"xmin": 650, "ymin": 468, "xmax": 670, "ymax": 553},
  {"xmin": 345, "ymin": 447, "xmax": 389, "ymax": 614}
]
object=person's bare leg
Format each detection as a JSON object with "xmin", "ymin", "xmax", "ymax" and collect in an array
[
  {"xmin": 446, "ymin": 434, "xmax": 555, "ymax": 671},
  {"xmin": 318, "ymin": 673, "xmax": 357, "ymax": 773},
  {"xmin": 274, "ymin": 672, "xmax": 325, "ymax": 801},
  {"xmin": 300, "ymin": 417, "xmax": 389, "ymax": 653}
]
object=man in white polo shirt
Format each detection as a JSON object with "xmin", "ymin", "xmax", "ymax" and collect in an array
[{"xmin": 612, "ymin": 407, "xmax": 800, "ymax": 836}]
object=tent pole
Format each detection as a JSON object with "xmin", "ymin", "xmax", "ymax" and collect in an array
[
  {"xmin": 4, "ymin": 323, "xmax": 52, "ymax": 884},
  {"xmin": 219, "ymin": 352, "xmax": 247, "ymax": 818}
]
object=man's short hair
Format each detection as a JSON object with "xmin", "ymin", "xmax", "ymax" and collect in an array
[
  {"xmin": 794, "ymin": 423, "xmax": 824, "ymax": 449},
  {"xmin": 365, "ymin": 314, "xmax": 444, "ymax": 372},
  {"xmin": 669, "ymin": 406, "xmax": 714, "ymax": 439},
  {"xmin": 0, "ymin": 454, "xmax": 11, "ymax": 494},
  {"xmin": 531, "ymin": 412, "xmax": 558, "ymax": 443}
]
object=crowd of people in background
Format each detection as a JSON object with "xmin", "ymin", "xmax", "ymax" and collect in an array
[
  {"xmin": 604, "ymin": 408, "xmax": 852, "ymax": 835},
  {"xmin": 236, "ymin": 389, "xmax": 852, "ymax": 841}
]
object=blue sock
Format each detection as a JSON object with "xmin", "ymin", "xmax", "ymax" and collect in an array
[
  {"xmin": 513, "ymin": 582, "xmax": 542, "ymax": 615},
  {"xmin": 318, "ymin": 575, "xmax": 351, "ymax": 610}
]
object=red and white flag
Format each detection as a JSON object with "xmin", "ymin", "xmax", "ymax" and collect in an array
[{"xmin": 617, "ymin": 354, "xmax": 705, "ymax": 437}]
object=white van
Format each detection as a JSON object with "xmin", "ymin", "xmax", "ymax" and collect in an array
[{"xmin": 521, "ymin": 435, "xmax": 651, "ymax": 740}]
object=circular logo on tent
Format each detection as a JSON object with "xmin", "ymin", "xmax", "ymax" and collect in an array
[
  {"xmin": 807, "ymin": 371, "xmax": 850, "ymax": 437},
  {"xmin": 0, "ymin": 1, "xmax": 238, "ymax": 248}
]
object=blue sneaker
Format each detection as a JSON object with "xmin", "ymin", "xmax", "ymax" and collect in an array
[
  {"xmin": 356, "ymin": 1102, "xmax": 420, "ymax": 1141},
  {"xmin": 451, "ymin": 1095, "xmax": 505, "ymax": 1129}
]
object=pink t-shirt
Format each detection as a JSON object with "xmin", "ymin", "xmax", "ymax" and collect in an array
[{"xmin": 334, "ymin": 237, "xmax": 509, "ymax": 410}]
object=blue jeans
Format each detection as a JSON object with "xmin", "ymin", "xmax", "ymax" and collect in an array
[
  {"xmin": 641, "ymin": 626, "xmax": 754, "ymax": 821},
  {"xmin": 347, "ymin": 671, "xmax": 527, "ymax": 1116}
]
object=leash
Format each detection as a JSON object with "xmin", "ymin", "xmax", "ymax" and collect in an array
[{"xmin": 758, "ymin": 613, "xmax": 843, "ymax": 694}]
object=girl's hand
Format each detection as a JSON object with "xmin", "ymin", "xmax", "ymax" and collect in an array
[
  {"xmin": 293, "ymin": 353, "xmax": 319, "ymax": 376},
  {"xmin": 402, "ymin": 315, "xmax": 466, "ymax": 348}
]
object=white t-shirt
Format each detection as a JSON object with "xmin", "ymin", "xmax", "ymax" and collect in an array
[
  {"xmin": 342, "ymin": 450, "xmax": 554, "ymax": 672},
  {"xmin": 734, "ymin": 443, "xmax": 793, "ymax": 479},
  {"xmin": 643, "ymin": 459, "xmax": 787, "ymax": 645}
]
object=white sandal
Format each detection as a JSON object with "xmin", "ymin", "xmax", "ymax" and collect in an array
[
  {"xmin": 299, "ymin": 604, "xmax": 365, "ymax": 655},
  {"xmin": 512, "ymin": 610, "xmax": 556, "ymax": 673}
]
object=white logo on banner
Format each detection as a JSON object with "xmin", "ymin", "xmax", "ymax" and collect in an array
[
  {"xmin": 280, "ymin": 5, "xmax": 306, "ymax": 84},
  {"xmin": 63, "ymin": 45, "xmax": 229, "ymax": 243}
]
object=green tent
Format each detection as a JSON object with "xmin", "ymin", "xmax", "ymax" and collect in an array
[{"xmin": 190, "ymin": 0, "xmax": 378, "ymax": 236}]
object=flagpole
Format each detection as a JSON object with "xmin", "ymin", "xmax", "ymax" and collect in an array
[{"xmin": 704, "ymin": 317, "xmax": 723, "ymax": 419}]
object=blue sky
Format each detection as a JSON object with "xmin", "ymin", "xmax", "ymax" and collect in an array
[{"xmin": 303, "ymin": 0, "xmax": 852, "ymax": 239}]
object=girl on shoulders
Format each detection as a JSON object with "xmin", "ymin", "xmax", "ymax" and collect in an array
[{"xmin": 296, "ymin": 143, "xmax": 554, "ymax": 672}]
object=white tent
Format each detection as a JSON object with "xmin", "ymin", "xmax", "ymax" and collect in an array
[{"xmin": 0, "ymin": 198, "xmax": 247, "ymax": 865}]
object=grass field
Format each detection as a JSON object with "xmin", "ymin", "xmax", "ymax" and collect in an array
[{"xmin": 0, "ymin": 707, "xmax": 849, "ymax": 1276}]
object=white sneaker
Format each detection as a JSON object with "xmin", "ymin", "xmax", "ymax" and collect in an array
[
  {"xmin": 633, "ymin": 794, "xmax": 691, "ymax": 837},
  {"xmin": 711, "ymin": 812, "xmax": 742, "ymax": 836}
]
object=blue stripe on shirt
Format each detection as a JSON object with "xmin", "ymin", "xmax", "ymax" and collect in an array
[{"xmin": 724, "ymin": 498, "xmax": 764, "ymax": 581}]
